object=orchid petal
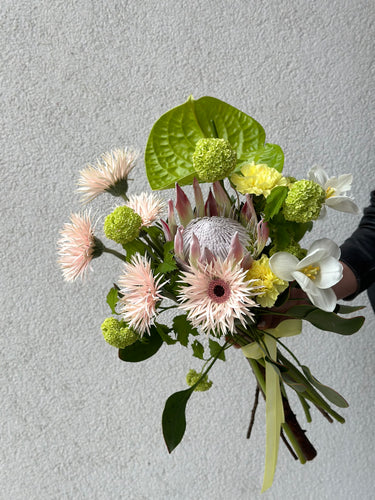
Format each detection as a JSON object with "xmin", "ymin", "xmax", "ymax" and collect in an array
[
  {"xmin": 269, "ymin": 252, "xmax": 300, "ymax": 281},
  {"xmin": 306, "ymin": 286, "xmax": 337, "ymax": 312},
  {"xmin": 326, "ymin": 174, "xmax": 353, "ymax": 194},
  {"xmin": 326, "ymin": 196, "xmax": 359, "ymax": 214},
  {"xmin": 305, "ymin": 238, "xmax": 341, "ymax": 261},
  {"xmin": 315, "ymin": 258, "xmax": 343, "ymax": 288},
  {"xmin": 308, "ymin": 166, "xmax": 328, "ymax": 186}
]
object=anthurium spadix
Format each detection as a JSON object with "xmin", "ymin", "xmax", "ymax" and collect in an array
[
  {"xmin": 269, "ymin": 238, "xmax": 343, "ymax": 312},
  {"xmin": 308, "ymin": 166, "xmax": 359, "ymax": 217}
]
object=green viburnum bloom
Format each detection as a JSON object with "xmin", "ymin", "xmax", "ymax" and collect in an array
[
  {"xmin": 186, "ymin": 369, "xmax": 213, "ymax": 392},
  {"xmin": 101, "ymin": 317, "xmax": 138, "ymax": 349},
  {"xmin": 270, "ymin": 240, "xmax": 307, "ymax": 260},
  {"xmin": 193, "ymin": 138, "xmax": 237, "ymax": 182},
  {"xmin": 104, "ymin": 205, "xmax": 142, "ymax": 245},
  {"xmin": 283, "ymin": 180, "xmax": 325, "ymax": 223}
]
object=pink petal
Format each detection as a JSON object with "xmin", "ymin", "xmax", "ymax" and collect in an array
[
  {"xmin": 204, "ymin": 190, "xmax": 218, "ymax": 217},
  {"xmin": 193, "ymin": 178, "xmax": 205, "ymax": 217},
  {"xmin": 175, "ymin": 183, "xmax": 194, "ymax": 226}
]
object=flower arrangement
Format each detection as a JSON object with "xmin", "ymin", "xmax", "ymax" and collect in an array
[{"xmin": 57, "ymin": 96, "xmax": 365, "ymax": 492}]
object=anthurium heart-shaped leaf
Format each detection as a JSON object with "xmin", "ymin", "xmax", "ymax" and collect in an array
[
  {"xmin": 301, "ymin": 366, "xmax": 349, "ymax": 408},
  {"xmin": 162, "ymin": 387, "xmax": 194, "ymax": 453},
  {"xmin": 118, "ymin": 325, "xmax": 163, "ymax": 362},
  {"xmin": 234, "ymin": 143, "xmax": 284, "ymax": 173},
  {"xmin": 145, "ymin": 96, "xmax": 266, "ymax": 190}
]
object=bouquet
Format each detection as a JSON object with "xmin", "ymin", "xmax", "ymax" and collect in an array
[{"xmin": 57, "ymin": 96, "xmax": 365, "ymax": 491}]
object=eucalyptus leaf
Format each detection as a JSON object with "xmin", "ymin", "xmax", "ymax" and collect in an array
[
  {"xmin": 302, "ymin": 366, "xmax": 349, "ymax": 408},
  {"xmin": 287, "ymin": 305, "xmax": 365, "ymax": 335},
  {"xmin": 145, "ymin": 96, "xmax": 266, "ymax": 190},
  {"xmin": 118, "ymin": 325, "xmax": 163, "ymax": 362},
  {"xmin": 162, "ymin": 388, "xmax": 194, "ymax": 453}
]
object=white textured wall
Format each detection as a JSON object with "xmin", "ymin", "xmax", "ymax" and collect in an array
[{"xmin": 1, "ymin": 1, "xmax": 374, "ymax": 499}]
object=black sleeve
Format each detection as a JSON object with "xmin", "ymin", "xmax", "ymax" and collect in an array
[{"xmin": 339, "ymin": 190, "xmax": 375, "ymax": 299}]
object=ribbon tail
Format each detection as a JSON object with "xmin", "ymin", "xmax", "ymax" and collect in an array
[{"xmin": 261, "ymin": 336, "xmax": 284, "ymax": 493}]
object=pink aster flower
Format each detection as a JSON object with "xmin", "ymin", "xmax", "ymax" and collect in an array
[
  {"xmin": 57, "ymin": 211, "xmax": 102, "ymax": 281},
  {"xmin": 126, "ymin": 192, "xmax": 165, "ymax": 227},
  {"xmin": 178, "ymin": 258, "xmax": 259, "ymax": 336},
  {"xmin": 118, "ymin": 254, "xmax": 165, "ymax": 336},
  {"xmin": 78, "ymin": 148, "xmax": 137, "ymax": 203}
]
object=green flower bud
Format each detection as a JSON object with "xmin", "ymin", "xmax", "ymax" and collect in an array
[
  {"xmin": 186, "ymin": 369, "xmax": 213, "ymax": 392},
  {"xmin": 101, "ymin": 317, "xmax": 138, "ymax": 349},
  {"xmin": 104, "ymin": 206, "xmax": 142, "ymax": 245},
  {"xmin": 193, "ymin": 138, "xmax": 237, "ymax": 182},
  {"xmin": 270, "ymin": 240, "xmax": 307, "ymax": 260},
  {"xmin": 283, "ymin": 180, "xmax": 325, "ymax": 223}
]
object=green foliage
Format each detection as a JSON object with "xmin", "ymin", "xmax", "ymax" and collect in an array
[
  {"xmin": 155, "ymin": 323, "xmax": 177, "ymax": 345},
  {"xmin": 156, "ymin": 241, "xmax": 177, "ymax": 274},
  {"xmin": 118, "ymin": 325, "xmax": 163, "ymax": 362},
  {"xmin": 191, "ymin": 340, "xmax": 205, "ymax": 359},
  {"xmin": 301, "ymin": 366, "xmax": 349, "ymax": 408},
  {"xmin": 234, "ymin": 143, "xmax": 284, "ymax": 173},
  {"xmin": 287, "ymin": 305, "xmax": 365, "ymax": 335},
  {"xmin": 145, "ymin": 95, "xmax": 266, "ymax": 190},
  {"xmin": 106, "ymin": 287, "xmax": 119, "ymax": 314},
  {"xmin": 173, "ymin": 314, "xmax": 199, "ymax": 347},
  {"xmin": 208, "ymin": 339, "xmax": 226, "ymax": 361},
  {"xmin": 264, "ymin": 186, "xmax": 289, "ymax": 220},
  {"xmin": 162, "ymin": 388, "xmax": 194, "ymax": 453}
]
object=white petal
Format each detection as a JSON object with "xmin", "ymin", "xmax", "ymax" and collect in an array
[
  {"xmin": 306, "ymin": 286, "xmax": 337, "ymax": 312},
  {"xmin": 269, "ymin": 252, "xmax": 299, "ymax": 281},
  {"xmin": 327, "ymin": 174, "xmax": 353, "ymax": 194},
  {"xmin": 306, "ymin": 238, "xmax": 341, "ymax": 260},
  {"xmin": 298, "ymin": 247, "xmax": 327, "ymax": 268},
  {"xmin": 292, "ymin": 271, "xmax": 313, "ymax": 291},
  {"xmin": 308, "ymin": 166, "xmax": 328, "ymax": 187},
  {"xmin": 315, "ymin": 258, "xmax": 343, "ymax": 288},
  {"xmin": 326, "ymin": 196, "xmax": 360, "ymax": 214}
]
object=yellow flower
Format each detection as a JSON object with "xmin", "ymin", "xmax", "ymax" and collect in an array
[
  {"xmin": 231, "ymin": 162, "xmax": 288, "ymax": 197},
  {"xmin": 246, "ymin": 255, "xmax": 288, "ymax": 307}
]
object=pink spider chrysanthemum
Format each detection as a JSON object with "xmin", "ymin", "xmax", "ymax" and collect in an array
[
  {"xmin": 57, "ymin": 212, "xmax": 102, "ymax": 281},
  {"xmin": 118, "ymin": 254, "xmax": 165, "ymax": 336},
  {"xmin": 78, "ymin": 148, "xmax": 137, "ymax": 203},
  {"xmin": 126, "ymin": 192, "xmax": 165, "ymax": 227},
  {"xmin": 178, "ymin": 258, "xmax": 259, "ymax": 336}
]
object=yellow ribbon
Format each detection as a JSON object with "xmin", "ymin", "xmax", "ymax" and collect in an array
[{"xmin": 241, "ymin": 319, "xmax": 302, "ymax": 492}]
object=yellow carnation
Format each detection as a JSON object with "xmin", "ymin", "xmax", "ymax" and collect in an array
[
  {"xmin": 246, "ymin": 255, "xmax": 288, "ymax": 307},
  {"xmin": 230, "ymin": 162, "xmax": 288, "ymax": 197}
]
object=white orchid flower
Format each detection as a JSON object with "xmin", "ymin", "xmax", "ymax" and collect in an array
[
  {"xmin": 308, "ymin": 166, "xmax": 359, "ymax": 217},
  {"xmin": 269, "ymin": 238, "xmax": 343, "ymax": 312}
]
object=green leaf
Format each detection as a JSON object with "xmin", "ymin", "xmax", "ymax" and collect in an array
[
  {"xmin": 106, "ymin": 287, "xmax": 119, "ymax": 314},
  {"xmin": 155, "ymin": 323, "xmax": 176, "ymax": 345},
  {"xmin": 118, "ymin": 325, "xmax": 163, "ymax": 362},
  {"xmin": 162, "ymin": 388, "xmax": 194, "ymax": 453},
  {"xmin": 173, "ymin": 314, "xmax": 199, "ymax": 347},
  {"xmin": 191, "ymin": 340, "xmax": 204, "ymax": 359},
  {"xmin": 301, "ymin": 365, "xmax": 349, "ymax": 408},
  {"xmin": 156, "ymin": 241, "xmax": 178, "ymax": 274},
  {"xmin": 264, "ymin": 186, "xmax": 289, "ymax": 220},
  {"xmin": 281, "ymin": 373, "xmax": 307, "ymax": 393},
  {"xmin": 208, "ymin": 339, "xmax": 226, "ymax": 361},
  {"xmin": 335, "ymin": 304, "xmax": 366, "ymax": 314},
  {"xmin": 235, "ymin": 143, "xmax": 284, "ymax": 173},
  {"xmin": 145, "ymin": 95, "xmax": 266, "ymax": 190},
  {"xmin": 287, "ymin": 305, "xmax": 365, "ymax": 335},
  {"xmin": 122, "ymin": 238, "xmax": 147, "ymax": 259}
]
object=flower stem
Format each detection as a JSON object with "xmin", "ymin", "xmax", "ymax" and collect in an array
[{"xmin": 103, "ymin": 246, "xmax": 127, "ymax": 262}]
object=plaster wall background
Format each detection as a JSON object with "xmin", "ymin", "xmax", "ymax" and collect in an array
[{"xmin": 1, "ymin": 1, "xmax": 374, "ymax": 499}]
